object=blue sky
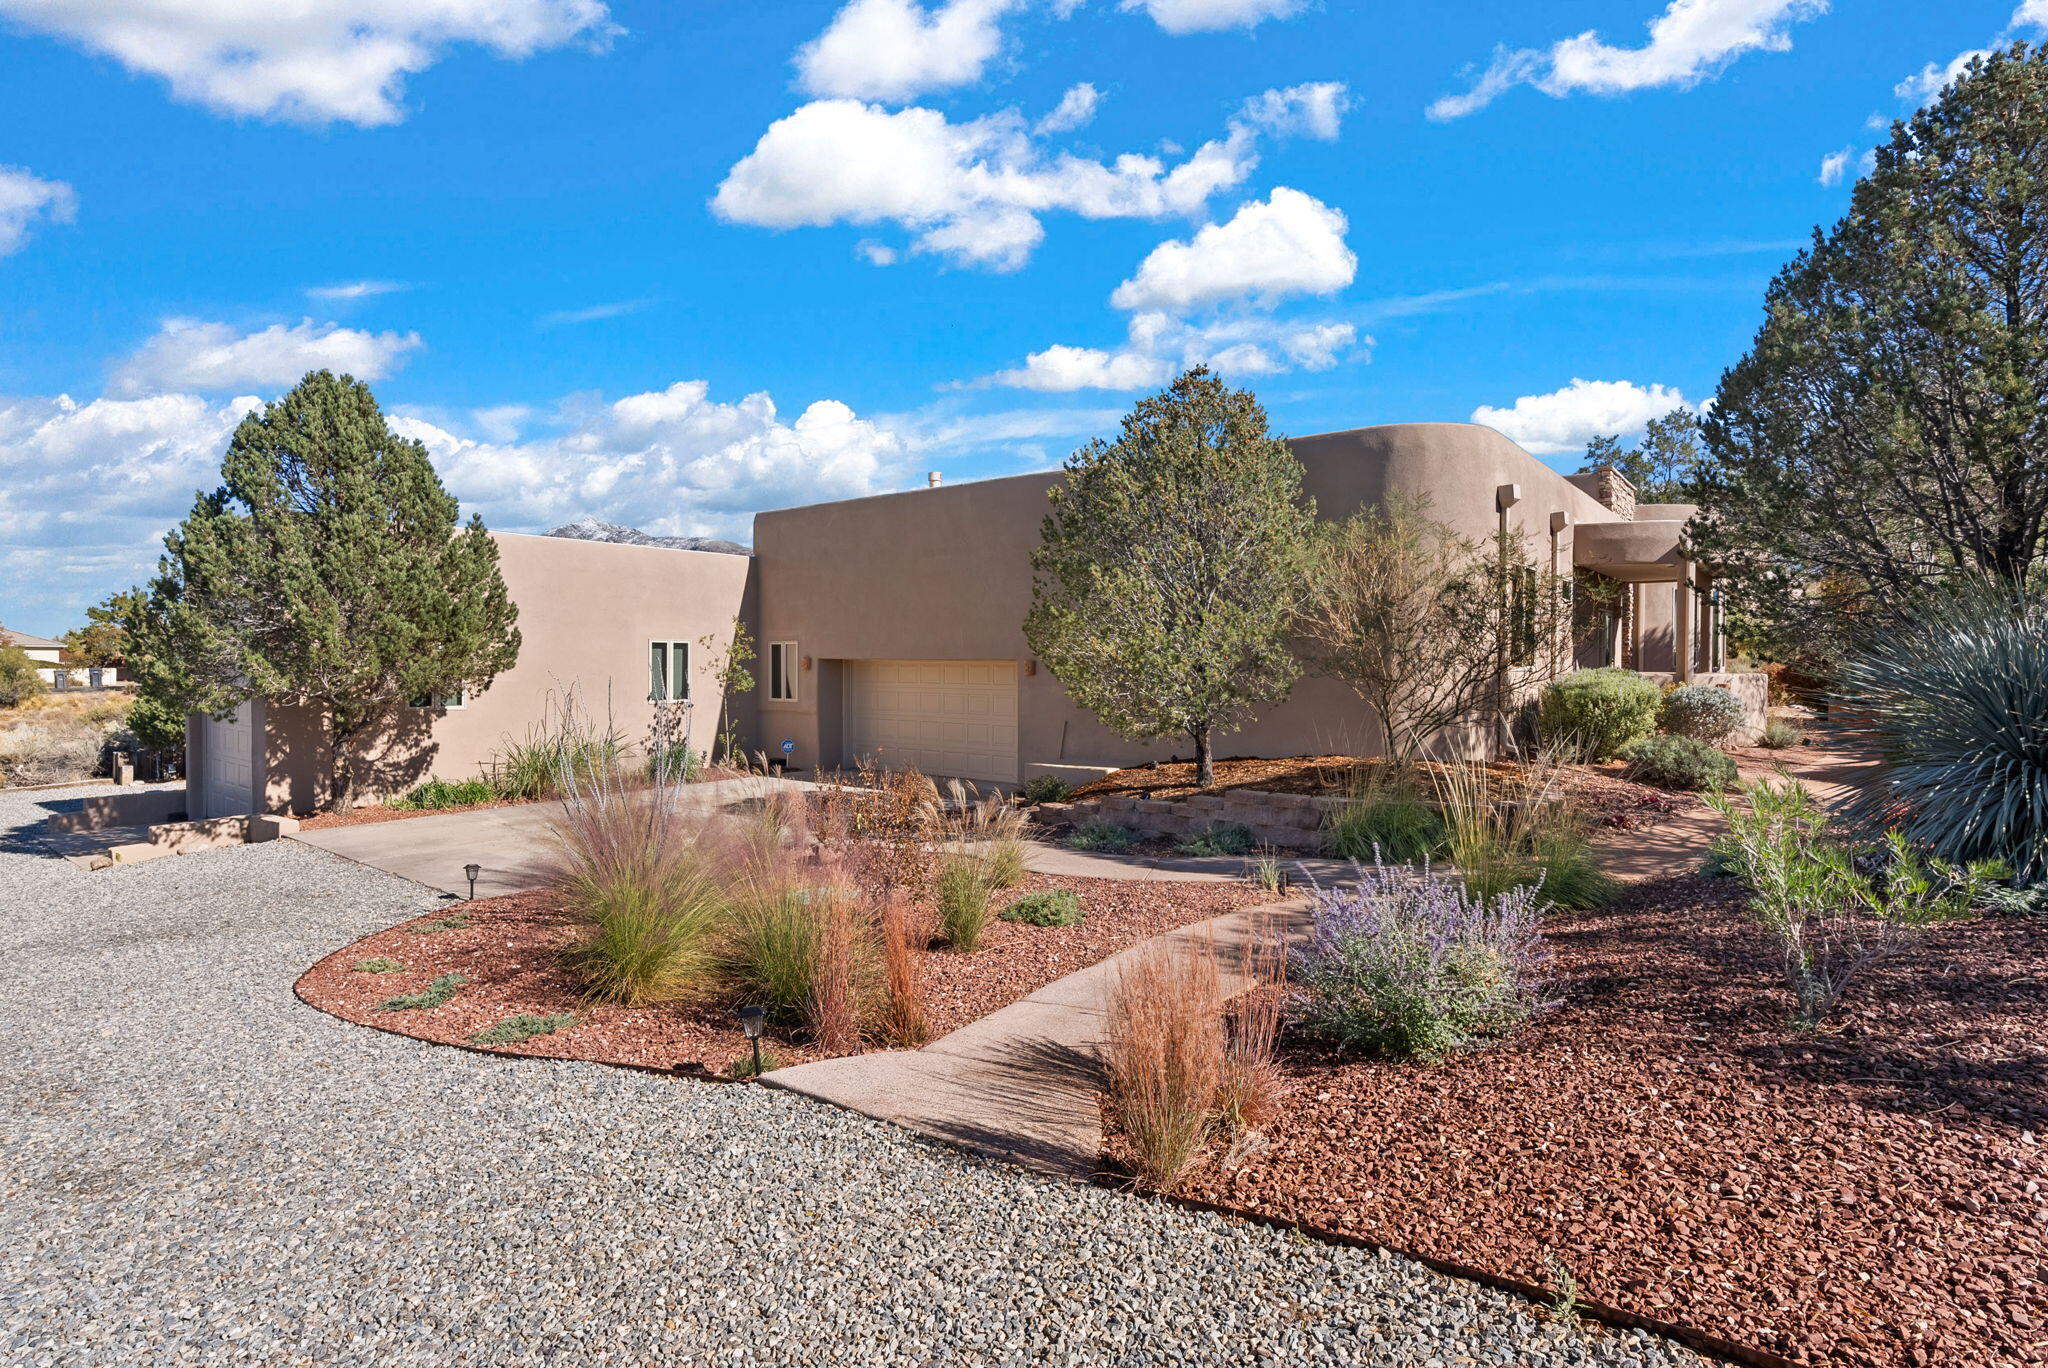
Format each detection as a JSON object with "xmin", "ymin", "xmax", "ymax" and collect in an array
[{"xmin": 0, "ymin": 0, "xmax": 2034, "ymax": 634}]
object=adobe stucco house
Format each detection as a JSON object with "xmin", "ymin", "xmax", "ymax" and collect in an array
[{"xmin": 184, "ymin": 422, "xmax": 1747, "ymax": 819}]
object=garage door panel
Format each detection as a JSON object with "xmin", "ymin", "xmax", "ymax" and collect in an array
[{"xmin": 845, "ymin": 659, "xmax": 1018, "ymax": 784}]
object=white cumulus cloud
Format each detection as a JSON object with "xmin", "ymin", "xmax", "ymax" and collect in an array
[
  {"xmin": 1111, "ymin": 187, "xmax": 1355, "ymax": 313},
  {"xmin": 113, "ymin": 319, "xmax": 423, "ymax": 396},
  {"xmin": 0, "ymin": 165, "xmax": 77, "ymax": 257},
  {"xmin": 1121, "ymin": 0, "xmax": 1303, "ymax": 35},
  {"xmin": 1470, "ymin": 378, "xmax": 1692, "ymax": 455},
  {"xmin": 1035, "ymin": 82, "xmax": 1103, "ymax": 136},
  {"xmin": 0, "ymin": 0, "xmax": 618, "ymax": 126},
  {"xmin": 1237, "ymin": 82, "xmax": 1350, "ymax": 140},
  {"xmin": 391, "ymin": 380, "xmax": 912, "ymax": 532},
  {"xmin": 1430, "ymin": 0, "xmax": 1828, "ymax": 120},
  {"xmin": 1817, "ymin": 147, "xmax": 1850, "ymax": 185},
  {"xmin": 712, "ymin": 98, "xmax": 1258, "ymax": 271},
  {"xmin": 990, "ymin": 311, "xmax": 1360, "ymax": 391},
  {"xmin": 794, "ymin": 0, "xmax": 1021, "ymax": 102}
]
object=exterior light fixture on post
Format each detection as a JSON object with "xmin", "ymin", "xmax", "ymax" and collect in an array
[
  {"xmin": 736, "ymin": 1004, "xmax": 767, "ymax": 1077},
  {"xmin": 464, "ymin": 863, "xmax": 481, "ymax": 900}
]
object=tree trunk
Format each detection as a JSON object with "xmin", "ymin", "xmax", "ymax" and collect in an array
[{"xmin": 1193, "ymin": 725, "xmax": 1213, "ymax": 789}]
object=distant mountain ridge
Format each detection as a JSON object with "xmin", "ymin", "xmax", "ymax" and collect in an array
[{"xmin": 544, "ymin": 518, "xmax": 750, "ymax": 556}]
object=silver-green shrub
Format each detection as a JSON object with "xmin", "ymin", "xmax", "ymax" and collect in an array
[
  {"xmin": 1657, "ymin": 684, "xmax": 1746, "ymax": 743},
  {"xmin": 1537, "ymin": 667, "xmax": 1660, "ymax": 760}
]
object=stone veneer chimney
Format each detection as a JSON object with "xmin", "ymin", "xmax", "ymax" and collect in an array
[{"xmin": 1567, "ymin": 464, "xmax": 1637, "ymax": 520}]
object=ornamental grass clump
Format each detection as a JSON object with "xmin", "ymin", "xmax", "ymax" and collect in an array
[
  {"xmin": 546, "ymin": 743, "xmax": 727, "ymax": 1007},
  {"xmin": 1105, "ymin": 941, "xmax": 1225, "ymax": 1191},
  {"xmin": 1434, "ymin": 757, "xmax": 1614, "ymax": 909},
  {"xmin": 1537, "ymin": 667, "xmax": 1660, "ymax": 760},
  {"xmin": 1758, "ymin": 718, "xmax": 1805, "ymax": 749},
  {"xmin": 934, "ymin": 854, "xmax": 995, "ymax": 950},
  {"xmin": 1295, "ymin": 862, "xmax": 1554, "ymax": 1062},
  {"xmin": 1322, "ymin": 766, "xmax": 1444, "ymax": 863},
  {"xmin": 1176, "ymin": 822, "xmax": 1256, "ymax": 856},
  {"xmin": 1657, "ymin": 684, "xmax": 1746, "ymax": 744},
  {"xmin": 1065, "ymin": 819, "xmax": 1138, "ymax": 853},
  {"xmin": 390, "ymin": 777, "xmax": 496, "ymax": 810}
]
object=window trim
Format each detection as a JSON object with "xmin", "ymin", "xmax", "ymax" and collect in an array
[
  {"xmin": 649, "ymin": 639, "xmax": 691, "ymax": 703},
  {"xmin": 768, "ymin": 640, "xmax": 799, "ymax": 703}
]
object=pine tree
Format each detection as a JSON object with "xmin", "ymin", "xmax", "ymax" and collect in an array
[
  {"xmin": 139, "ymin": 370, "xmax": 520, "ymax": 806},
  {"xmin": 1696, "ymin": 43, "xmax": 2048, "ymax": 660},
  {"xmin": 1024, "ymin": 369, "xmax": 1316, "ymax": 788}
]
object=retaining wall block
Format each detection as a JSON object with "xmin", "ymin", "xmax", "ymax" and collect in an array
[
  {"xmin": 1133, "ymin": 799, "xmax": 1175, "ymax": 816},
  {"xmin": 1097, "ymin": 796, "xmax": 1137, "ymax": 815}
]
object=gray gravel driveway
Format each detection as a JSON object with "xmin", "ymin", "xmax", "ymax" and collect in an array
[{"xmin": 0, "ymin": 785, "xmax": 1703, "ymax": 1367}]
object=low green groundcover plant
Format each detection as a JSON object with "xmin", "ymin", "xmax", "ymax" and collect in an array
[
  {"xmin": 351, "ymin": 957, "xmax": 407, "ymax": 974},
  {"xmin": 375, "ymin": 972, "xmax": 469, "ymax": 1012},
  {"xmin": 1296, "ymin": 862, "xmax": 1555, "ymax": 1061},
  {"xmin": 1657, "ymin": 684, "xmax": 1746, "ymax": 744},
  {"xmin": 470, "ymin": 1012, "xmax": 578, "ymax": 1046},
  {"xmin": 390, "ymin": 777, "xmax": 497, "ymax": 811},
  {"xmin": 1621, "ymin": 734, "xmax": 1737, "ymax": 791},
  {"xmin": 1001, "ymin": 889, "xmax": 1084, "ymax": 926},
  {"xmin": 1176, "ymin": 822, "xmax": 1256, "ymax": 857},
  {"xmin": 1065, "ymin": 820, "xmax": 1138, "ymax": 853},
  {"xmin": 1758, "ymin": 718, "xmax": 1805, "ymax": 749},
  {"xmin": 1017, "ymin": 775, "xmax": 1074, "ymax": 804},
  {"xmin": 407, "ymin": 913, "xmax": 471, "ymax": 935},
  {"xmin": 1537, "ymin": 667, "xmax": 1660, "ymax": 760}
]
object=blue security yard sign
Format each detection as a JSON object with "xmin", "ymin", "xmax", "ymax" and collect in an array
[{"xmin": 781, "ymin": 740, "xmax": 796, "ymax": 755}]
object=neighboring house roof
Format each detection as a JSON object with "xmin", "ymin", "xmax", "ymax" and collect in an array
[
  {"xmin": 545, "ymin": 518, "xmax": 751, "ymax": 557},
  {"xmin": 0, "ymin": 624, "xmax": 63, "ymax": 651}
]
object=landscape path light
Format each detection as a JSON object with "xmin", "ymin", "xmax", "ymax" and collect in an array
[
  {"xmin": 464, "ymin": 863, "xmax": 481, "ymax": 900},
  {"xmin": 736, "ymin": 1004, "xmax": 767, "ymax": 1078}
]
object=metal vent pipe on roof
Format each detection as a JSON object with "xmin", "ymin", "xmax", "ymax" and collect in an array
[{"xmin": 927, "ymin": 471, "xmax": 943, "ymax": 487}]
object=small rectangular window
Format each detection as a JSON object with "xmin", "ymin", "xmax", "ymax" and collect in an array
[
  {"xmin": 768, "ymin": 641, "xmax": 799, "ymax": 702},
  {"xmin": 649, "ymin": 640, "xmax": 691, "ymax": 702},
  {"xmin": 409, "ymin": 689, "xmax": 465, "ymax": 710}
]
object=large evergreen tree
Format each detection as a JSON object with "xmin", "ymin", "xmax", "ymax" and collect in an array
[
  {"xmin": 138, "ymin": 370, "xmax": 520, "ymax": 805},
  {"xmin": 1694, "ymin": 44, "xmax": 2048, "ymax": 660},
  {"xmin": 1577, "ymin": 410, "xmax": 1705, "ymax": 506},
  {"xmin": 1023, "ymin": 369, "xmax": 1317, "ymax": 787}
]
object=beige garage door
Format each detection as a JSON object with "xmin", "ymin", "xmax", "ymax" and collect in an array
[{"xmin": 844, "ymin": 660, "xmax": 1019, "ymax": 785}]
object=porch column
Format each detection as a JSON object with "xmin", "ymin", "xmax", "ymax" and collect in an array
[{"xmin": 1674, "ymin": 562, "xmax": 1695, "ymax": 683}]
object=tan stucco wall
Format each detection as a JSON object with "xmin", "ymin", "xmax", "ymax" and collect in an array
[
  {"xmin": 752, "ymin": 422, "xmax": 1632, "ymax": 775},
  {"xmin": 244, "ymin": 532, "xmax": 755, "ymax": 810}
]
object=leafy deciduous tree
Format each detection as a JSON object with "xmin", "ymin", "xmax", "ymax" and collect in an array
[
  {"xmin": 135, "ymin": 370, "xmax": 521, "ymax": 806},
  {"xmin": 1024, "ymin": 369, "xmax": 1317, "ymax": 787}
]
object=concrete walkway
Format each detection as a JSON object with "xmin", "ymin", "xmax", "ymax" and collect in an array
[
  {"xmin": 763, "ymin": 897, "xmax": 1309, "ymax": 1178},
  {"xmin": 1023, "ymin": 838, "xmax": 1357, "ymax": 886},
  {"xmin": 288, "ymin": 775, "xmax": 818, "ymax": 897},
  {"xmin": 1589, "ymin": 746, "xmax": 1877, "ymax": 882}
]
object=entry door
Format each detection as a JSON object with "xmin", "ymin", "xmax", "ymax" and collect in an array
[
  {"xmin": 200, "ymin": 702, "xmax": 257, "ymax": 817},
  {"xmin": 843, "ymin": 660, "xmax": 1019, "ymax": 785}
]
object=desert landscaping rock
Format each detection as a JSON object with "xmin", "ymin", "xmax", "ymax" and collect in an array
[{"xmin": 0, "ymin": 785, "xmax": 1703, "ymax": 1367}]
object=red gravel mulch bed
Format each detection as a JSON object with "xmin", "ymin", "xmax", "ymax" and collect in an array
[
  {"xmin": 296, "ymin": 872, "xmax": 1276, "ymax": 1075},
  {"xmin": 1183, "ymin": 876, "xmax": 2048, "ymax": 1368},
  {"xmin": 1067, "ymin": 753, "xmax": 1685, "ymax": 826},
  {"xmin": 295, "ymin": 797, "xmax": 538, "ymax": 831}
]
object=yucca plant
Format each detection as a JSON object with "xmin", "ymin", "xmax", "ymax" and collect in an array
[{"xmin": 1834, "ymin": 592, "xmax": 2048, "ymax": 882}]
